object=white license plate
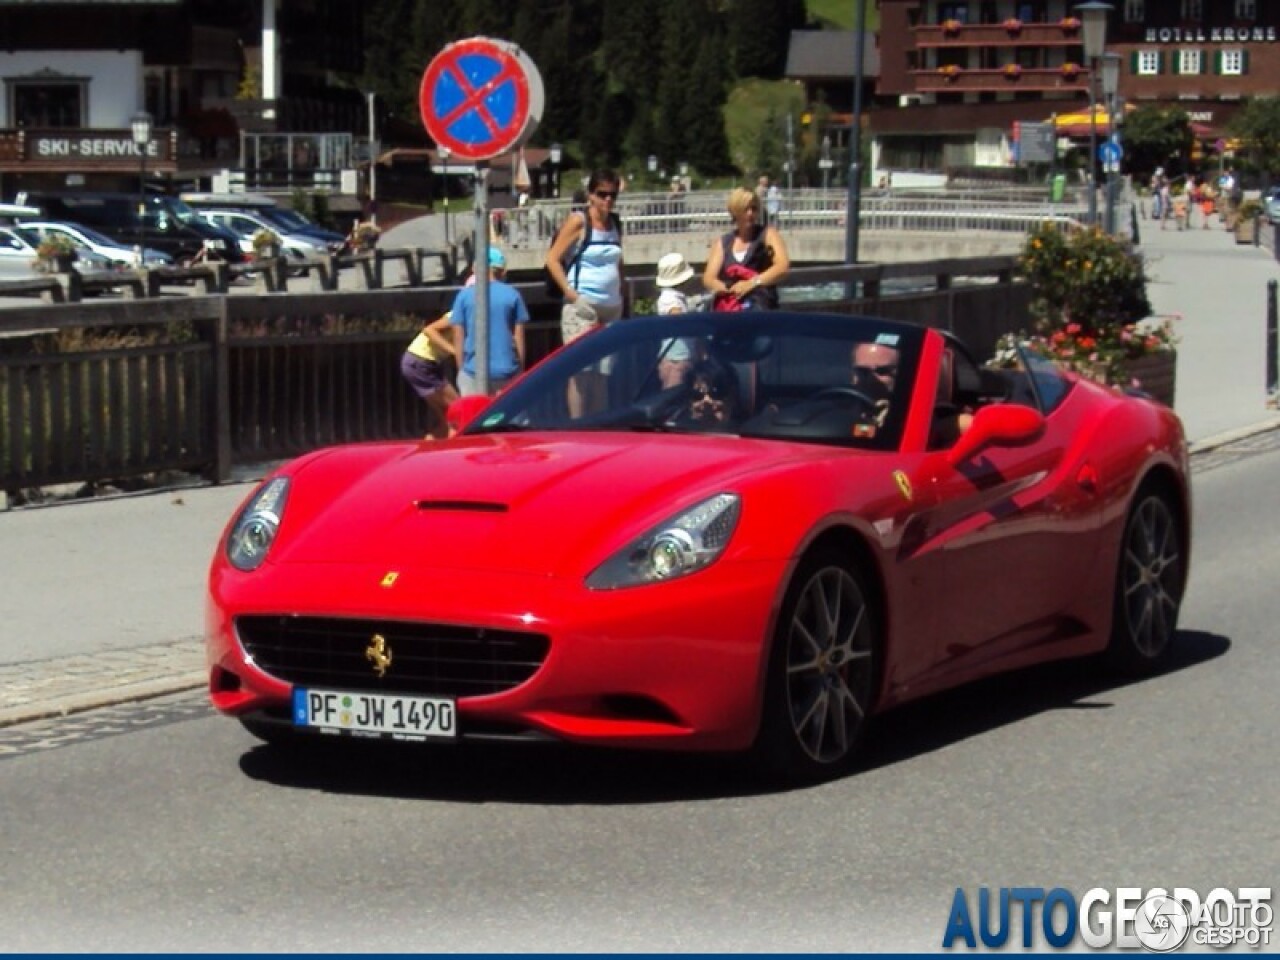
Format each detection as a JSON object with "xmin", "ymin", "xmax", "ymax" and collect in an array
[{"xmin": 292, "ymin": 688, "xmax": 457, "ymax": 740}]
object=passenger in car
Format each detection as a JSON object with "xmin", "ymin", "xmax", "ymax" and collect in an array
[{"xmin": 678, "ymin": 357, "xmax": 741, "ymax": 428}]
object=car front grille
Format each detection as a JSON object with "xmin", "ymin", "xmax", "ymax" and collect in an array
[{"xmin": 236, "ymin": 615, "xmax": 550, "ymax": 697}]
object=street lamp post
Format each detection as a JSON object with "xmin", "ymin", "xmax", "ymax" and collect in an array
[
  {"xmin": 846, "ymin": 0, "xmax": 868, "ymax": 273},
  {"xmin": 1076, "ymin": 2, "xmax": 1112, "ymax": 227},
  {"xmin": 549, "ymin": 142, "xmax": 562, "ymax": 198},
  {"xmin": 130, "ymin": 111, "xmax": 153, "ymax": 264},
  {"xmin": 365, "ymin": 90, "xmax": 378, "ymax": 225},
  {"xmin": 1100, "ymin": 52, "xmax": 1121, "ymax": 235},
  {"xmin": 820, "ymin": 134, "xmax": 833, "ymax": 192},
  {"xmin": 647, "ymin": 154, "xmax": 658, "ymax": 190}
]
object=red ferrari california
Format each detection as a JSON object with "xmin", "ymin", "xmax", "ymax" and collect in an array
[{"xmin": 206, "ymin": 312, "xmax": 1190, "ymax": 780}]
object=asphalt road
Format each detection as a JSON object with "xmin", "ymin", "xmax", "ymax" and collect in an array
[{"xmin": 0, "ymin": 433, "xmax": 1276, "ymax": 952}]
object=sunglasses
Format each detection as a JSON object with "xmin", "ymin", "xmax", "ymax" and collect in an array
[
  {"xmin": 593, "ymin": 190, "xmax": 619, "ymax": 201},
  {"xmin": 869, "ymin": 364, "xmax": 898, "ymax": 377},
  {"xmin": 692, "ymin": 383, "xmax": 728, "ymax": 402}
]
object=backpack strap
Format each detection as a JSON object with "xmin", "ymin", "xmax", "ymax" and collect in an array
[{"xmin": 568, "ymin": 209, "xmax": 622, "ymax": 290}]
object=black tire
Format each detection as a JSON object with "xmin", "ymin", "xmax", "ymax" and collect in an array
[
  {"xmin": 1106, "ymin": 490, "xmax": 1184, "ymax": 675},
  {"xmin": 754, "ymin": 550, "xmax": 877, "ymax": 781}
]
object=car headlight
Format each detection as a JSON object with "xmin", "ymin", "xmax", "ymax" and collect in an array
[
  {"xmin": 226, "ymin": 477, "xmax": 290, "ymax": 571},
  {"xmin": 586, "ymin": 493, "xmax": 740, "ymax": 590}
]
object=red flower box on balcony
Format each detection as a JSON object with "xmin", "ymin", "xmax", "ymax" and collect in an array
[
  {"xmin": 1061, "ymin": 61, "xmax": 1082, "ymax": 78},
  {"xmin": 942, "ymin": 18, "xmax": 963, "ymax": 36},
  {"xmin": 1060, "ymin": 16, "xmax": 1081, "ymax": 31},
  {"xmin": 1003, "ymin": 63, "xmax": 1023, "ymax": 78},
  {"xmin": 1003, "ymin": 18, "xmax": 1023, "ymax": 34},
  {"xmin": 937, "ymin": 64, "xmax": 962, "ymax": 80}
]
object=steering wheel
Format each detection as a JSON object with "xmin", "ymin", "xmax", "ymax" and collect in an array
[{"xmin": 812, "ymin": 385, "xmax": 879, "ymax": 408}]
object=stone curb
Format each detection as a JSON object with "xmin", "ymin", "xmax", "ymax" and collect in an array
[
  {"xmin": 2, "ymin": 415, "xmax": 1278, "ymax": 731},
  {"xmin": 0, "ymin": 672, "xmax": 206, "ymax": 729}
]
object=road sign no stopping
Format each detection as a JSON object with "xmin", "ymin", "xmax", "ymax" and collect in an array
[{"xmin": 420, "ymin": 37, "xmax": 544, "ymax": 162}]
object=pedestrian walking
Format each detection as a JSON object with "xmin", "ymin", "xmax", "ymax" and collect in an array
[
  {"xmin": 450, "ymin": 247, "xmax": 529, "ymax": 397},
  {"xmin": 703, "ymin": 186, "xmax": 790, "ymax": 311},
  {"xmin": 755, "ymin": 175, "xmax": 771, "ymax": 227}
]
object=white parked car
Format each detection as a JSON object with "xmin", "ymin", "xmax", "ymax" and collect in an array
[
  {"xmin": 196, "ymin": 208, "xmax": 331, "ymax": 260},
  {"xmin": 0, "ymin": 224, "xmax": 115, "ymax": 281},
  {"xmin": 18, "ymin": 220, "xmax": 173, "ymax": 268}
]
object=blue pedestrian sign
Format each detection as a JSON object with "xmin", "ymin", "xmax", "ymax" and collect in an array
[
  {"xmin": 1099, "ymin": 139, "xmax": 1122, "ymax": 172},
  {"xmin": 419, "ymin": 37, "xmax": 544, "ymax": 162}
]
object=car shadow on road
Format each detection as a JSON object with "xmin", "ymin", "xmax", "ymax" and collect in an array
[
  {"xmin": 857, "ymin": 629, "xmax": 1228, "ymax": 774},
  {"xmin": 236, "ymin": 629, "xmax": 1228, "ymax": 804}
]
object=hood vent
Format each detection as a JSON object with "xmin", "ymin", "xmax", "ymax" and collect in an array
[{"xmin": 415, "ymin": 499, "xmax": 509, "ymax": 513}]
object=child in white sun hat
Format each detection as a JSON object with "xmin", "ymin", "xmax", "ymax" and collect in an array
[{"xmin": 654, "ymin": 251, "xmax": 696, "ymax": 314}]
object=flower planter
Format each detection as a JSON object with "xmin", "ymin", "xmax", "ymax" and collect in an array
[
  {"xmin": 1235, "ymin": 219, "xmax": 1259, "ymax": 245},
  {"xmin": 36, "ymin": 253, "xmax": 76, "ymax": 274},
  {"xmin": 1121, "ymin": 351, "xmax": 1176, "ymax": 407}
]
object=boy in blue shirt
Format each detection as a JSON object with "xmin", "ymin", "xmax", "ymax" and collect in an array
[{"xmin": 450, "ymin": 246, "xmax": 530, "ymax": 396}]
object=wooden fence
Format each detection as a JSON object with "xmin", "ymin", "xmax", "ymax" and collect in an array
[{"xmin": 0, "ymin": 256, "xmax": 1029, "ymax": 493}]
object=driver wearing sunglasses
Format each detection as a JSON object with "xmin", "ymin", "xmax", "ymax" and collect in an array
[{"xmin": 853, "ymin": 342, "xmax": 900, "ymax": 393}]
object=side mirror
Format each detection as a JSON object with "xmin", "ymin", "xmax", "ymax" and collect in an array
[
  {"xmin": 446, "ymin": 395, "xmax": 492, "ymax": 433},
  {"xmin": 946, "ymin": 404, "xmax": 1045, "ymax": 466}
]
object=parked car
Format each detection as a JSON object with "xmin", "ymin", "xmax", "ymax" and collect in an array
[
  {"xmin": 195, "ymin": 208, "xmax": 333, "ymax": 260},
  {"xmin": 0, "ymin": 224, "xmax": 115, "ymax": 281},
  {"xmin": 206, "ymin": 311, "xmax": 1191, "ymax": 782},
  {"xmin": 18, "ymin": 192, "xmax": 243, "ymax": 265},
  {"xmin": 17, "ymin": 220, "xmax": 172, "ymax": 267},
  {"xmin": 181, "ymin": 192, "xmax": 345, "ymax": 250},
  {"xmin": 1264, "ymin": 186, "xmax": 1280, "ymax": 222}
]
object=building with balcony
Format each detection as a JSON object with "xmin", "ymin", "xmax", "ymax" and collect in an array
[{"xmin": 873, "ymin": 0, "xmax": 1280, "ymax": 179}]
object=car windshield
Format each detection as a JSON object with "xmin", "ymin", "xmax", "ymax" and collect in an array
[
  {"xmin": 465, "ymin": 312, "xmax": 925, "ymax": 451},
  {"xmin": 12, "ymin": 226, "xmax": 43, "ymax": 247},
  {"xmin": 161, "ymin": 198, "xmax": 201, "ymax": 225},
  {"xmin": 259, "ymin": 208, "xmax": 311, "ymax": 231},
  {"xmin": 59, "ymin": 223, "xmax": 117, "ymax": 246}
]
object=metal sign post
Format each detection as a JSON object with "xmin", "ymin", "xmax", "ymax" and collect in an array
[
  {"xmin": 473, "ymin": 164, "xmax": 490, "ymax": 394},
  {"xmin": 419, "ymin": 37, "xmax": 543, "ymax": 396}
]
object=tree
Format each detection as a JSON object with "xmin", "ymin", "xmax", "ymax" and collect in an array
[
  {"xmin": 727, "ymin": 0, "xmax": 806, "ymax": 79},
  {"xmin": 1119, "ymin": 105, "xmax": 1192, "ymax": 181},
  {"xmin": 683, "ymin": 32, "xmax": 733, "ymax": 175},
  {"xmin": 1228, "ymin": 96, "xmax": 1280, "ymax": 182}
]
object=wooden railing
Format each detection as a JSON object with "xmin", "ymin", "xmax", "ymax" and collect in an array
[{"xmin": 0, "ymin": 257, "xmax": 1028, "ymax": 494}]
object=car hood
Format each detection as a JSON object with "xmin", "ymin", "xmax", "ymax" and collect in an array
[{"xmin": 274, "ymin": 433, "xmax": 819, "ymax": 576}]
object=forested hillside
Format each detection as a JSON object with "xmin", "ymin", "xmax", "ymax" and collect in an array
[{"xmin": 358, "ymin": 0, "xmax": 810, "ymax": 177}]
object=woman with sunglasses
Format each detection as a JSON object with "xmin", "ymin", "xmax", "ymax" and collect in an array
[
  {"xmin": 702, "ymin": 185, "xmax": 790, "ymax": 312},
  {"xmin": 545, "ymin": 169, "xmax": 625, "ymax": 416}
]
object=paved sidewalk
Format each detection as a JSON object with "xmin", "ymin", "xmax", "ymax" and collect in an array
[
  {"xmin": 2, "ymin": 219, "xmax": 1278, "ymax": 730},
  {"xmin": 1137, "ymin": 211, "xmax": 1280, "ymax": 441}
]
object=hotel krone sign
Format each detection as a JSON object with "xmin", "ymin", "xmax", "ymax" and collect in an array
[{"xmin": 1145, "ymin": 25, "xmax": 1277, "ymax": 43}]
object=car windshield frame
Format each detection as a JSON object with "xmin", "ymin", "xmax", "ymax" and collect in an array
[{"xmin": 464, "ymin": 312, "xmax": 926, "ymax": 451}]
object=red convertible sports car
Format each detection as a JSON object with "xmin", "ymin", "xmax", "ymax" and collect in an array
[{"xmin": 206, "ymin": 311, "xmax": 1191, "ymax": 780}]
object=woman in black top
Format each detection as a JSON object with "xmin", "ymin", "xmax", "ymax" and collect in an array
[{"xmin": 702, "ymin": 186, "xmax": 790, "ymax": 311}]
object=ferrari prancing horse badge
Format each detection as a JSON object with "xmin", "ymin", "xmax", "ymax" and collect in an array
[{"xmin": 893, "ymin": 470, "xmax": 913, "ymax": 502}]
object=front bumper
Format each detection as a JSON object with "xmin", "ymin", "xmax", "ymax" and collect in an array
[{"xmin": 207, "ymin": 557, "xmax": 785, "ymax": 752}]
